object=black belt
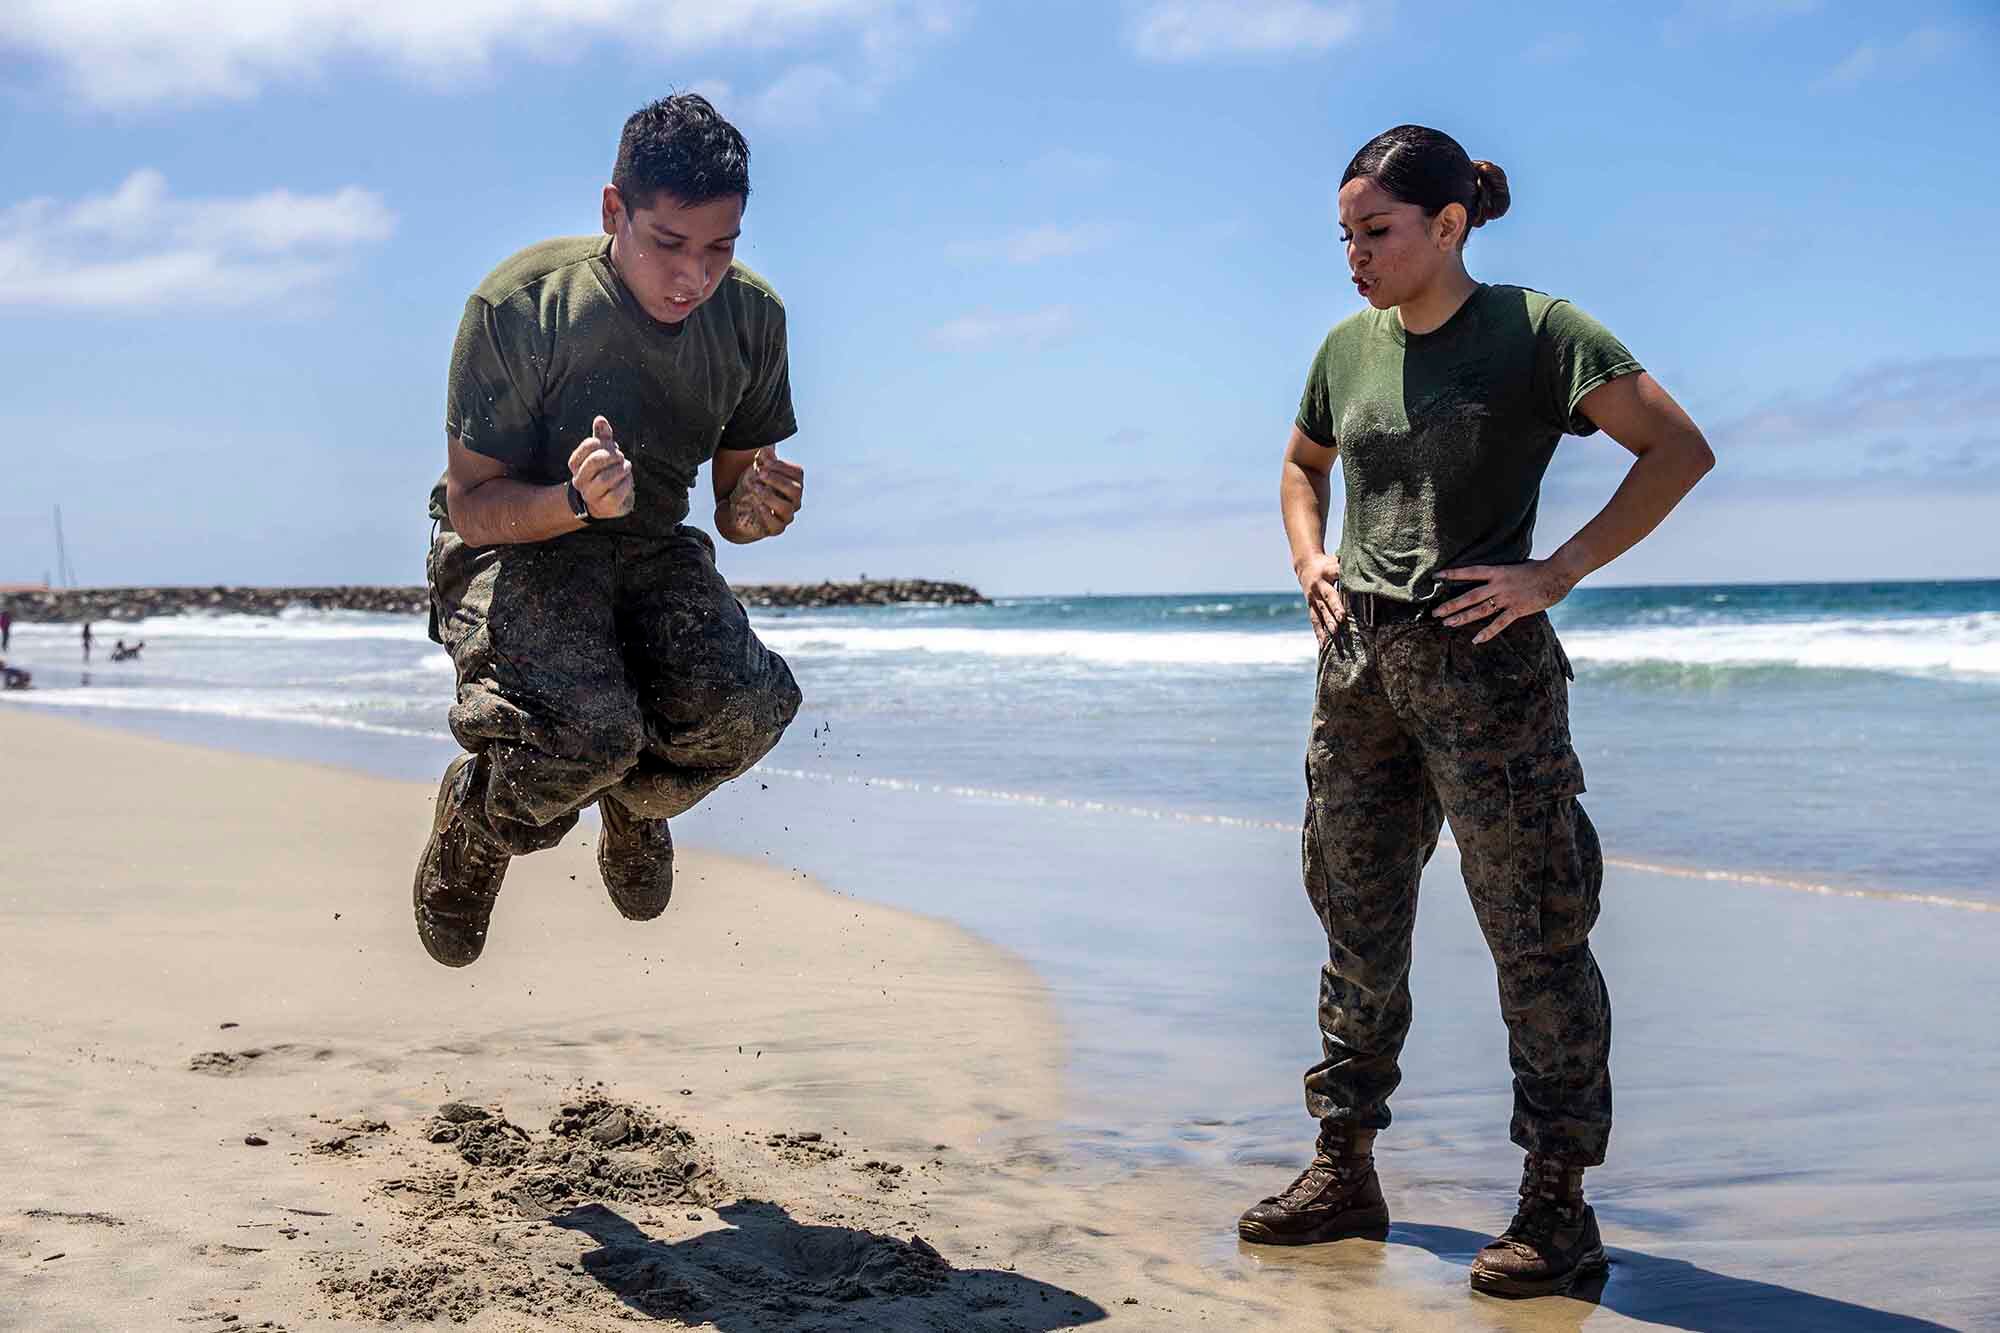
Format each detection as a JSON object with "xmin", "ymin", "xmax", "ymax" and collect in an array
[{"xmin": 1344, "ymin": 590, "xmax": 1431, "ymax": 628}]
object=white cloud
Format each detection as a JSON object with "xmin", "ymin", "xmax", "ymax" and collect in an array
[
  {"xmin": 0, "ymin": 0, "xmax": 961, "ymax": 108},
  {"xmin": 1128, "ymin": 0, "xmax": 1363, "ymax": 62},
  {"xmin": 0, "ymin": 170, "xmax": 394, "ymax": 311},
  {"xmin": 929, "ymin": 306, "xmax": 1077, "ymax": 347},
  {"xmin": 735, "ymin": 62, "xmax": 879, "ymax": 128},
  {"xmin": 949, "ymin": 222, "xmax": 1120, "ymax": 265},
  {"xmin": 1815, "ymin": 25, "xmax": 1957, "ymax": 92},
  {"xmin": 1715, "ymin": 356, "xmax": 2000, "ymax": 451}
]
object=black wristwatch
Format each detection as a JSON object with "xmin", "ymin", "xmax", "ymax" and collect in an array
[{"xmin": 564, "ymin": 480, "xmax": 596, "ymax": 525}]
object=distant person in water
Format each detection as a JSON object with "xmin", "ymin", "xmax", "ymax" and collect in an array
[
  {"xmin": 110, "ymin": 639, "xmax": 144, "ymax": 662},
  {"xmin": 0, "ymin": 657, "xmax": 28, "ymax": 690},
  {"xmin": 1, "ymin": 607, "xmax": 12, "ymax": 651},
  {"xmin": 1238, "ymin": 126, "xmax": 1712, "ymax": 1299},
  {"xmin": 415, "ymin": 93, "xmax": 805, "ymax": 968},
  {"xmin": 81, "ymin": 622, "xmax": 92, "ymax": 661}
]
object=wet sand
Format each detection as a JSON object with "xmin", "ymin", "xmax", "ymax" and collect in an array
[{"xmin": 1, "ymin": 710, "xmax": 1992, "ymax": 1330}]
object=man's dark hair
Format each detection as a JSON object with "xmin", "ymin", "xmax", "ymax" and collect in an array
[
  {"xmin": 1341, "ymin": 125, "xmax": 1510, "ymax": 243},
  {"xmin": 613, "ymin": 93, "xmax": 751, "ymax": 209}
]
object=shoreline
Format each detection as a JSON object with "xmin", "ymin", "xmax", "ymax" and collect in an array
[{"xmin": 8, "ymin": 692, "xmax": 1991, "ymax": 917}]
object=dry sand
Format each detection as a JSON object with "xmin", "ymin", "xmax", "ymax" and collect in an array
[{"xmin": 1, "ymin": 711, "xmax": 1984, "ymax": 1331}]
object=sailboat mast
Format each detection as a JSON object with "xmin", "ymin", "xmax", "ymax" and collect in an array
[{"xmin": 53, "ymin": 505, "xmax": 73, "ymax": 589}]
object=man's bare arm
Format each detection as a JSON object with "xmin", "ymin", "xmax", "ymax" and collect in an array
[{"xmin": 444, "ymin": 417, "xmax": 634, "ymax": 546}]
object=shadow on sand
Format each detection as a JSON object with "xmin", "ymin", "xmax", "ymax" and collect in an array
[
  {"xmin": 551, "ymin": 1200, "xmax": 1107, "ymax": 1329},
  {"xmin": 1392, "ymin": 1223, "xmax": 1958, "ymax": 1332}
]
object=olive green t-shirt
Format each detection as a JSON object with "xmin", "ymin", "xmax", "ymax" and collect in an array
[
  {"xmin": 429, "ymin": 235, "xmax": 797, "ymax": 539},
  {"xmin": 1296, "ymin": 284, "xmax": 1641, "ymax": 605}
]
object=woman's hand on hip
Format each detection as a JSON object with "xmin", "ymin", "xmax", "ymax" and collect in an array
[
  {"xmin": 1432, "ymin": 558, "xmax": 1577, "ymax": 644},
  {"xmin": 1295, "ymin": 552, "xmax": 1346, "ymax": 645}
]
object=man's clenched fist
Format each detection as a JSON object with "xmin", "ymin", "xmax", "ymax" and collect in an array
[
  {"xmin": 567, "ymin": 415, "xmax": 636, "ymax": 520},
  {"xmin": 724, "ymin": 445, "xmax": 805, "ymax": 540}
]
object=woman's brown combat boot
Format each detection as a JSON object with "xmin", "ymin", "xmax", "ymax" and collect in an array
[
  {"xmin": 1237, "ymin": 1120, "xmax": 1390, "ymax": 1245},
  {"xmin": 1469, "ymin": 1155, "xmax": 1608, "ymax": 1297}
]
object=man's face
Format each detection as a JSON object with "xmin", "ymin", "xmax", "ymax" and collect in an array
[{"xmin": 602, "ymin": 186, "xmax": 744, "ymax": 324}]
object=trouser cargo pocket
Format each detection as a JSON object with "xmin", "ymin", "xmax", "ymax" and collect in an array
[{"xmin": 1506, "ymin": 745, "xmax": 1601, "ymax": 953}]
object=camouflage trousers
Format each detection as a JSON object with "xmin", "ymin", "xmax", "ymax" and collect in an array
[
  {"xmin": 1301, "ymin": 610, "xmax": 1610, "ymax": 1165},
  {"xmin": 427, "ymin": 524, "xmax": 801, "ymax": 858}
]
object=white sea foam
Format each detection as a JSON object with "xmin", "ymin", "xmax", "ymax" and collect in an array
[
  {"xmin": 756, "ymin": 613, "xmax": 2000, "ymax": 680},
  {"xmin": 1563, "ymin": 612, "xmax": 2000, "ymax": 679},
  {"xmin": 17, "ymin": 603, "xmax": 1993, "ymax": 681},
  {"xmin": 754, "ymin": 625, "xmax": 1315, "ymax": 668},
  {"xmin": 17, "ymin": 609, "xmax": 434, "ymax": 643}
]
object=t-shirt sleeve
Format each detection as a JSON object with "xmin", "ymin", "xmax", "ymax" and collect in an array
[
  {"xmin": 444, "ymin": 295, "xmax": 545, "ymax": 469},
  {"xmin": 1538, "ymin": 300, "xmax": 1643, "ymax": 437},
  {"xmin": 718, "ymin": 300, "xmax": 799, "ymax": 453},
  {"xmin": 1294, "ymin": 335, "xmax": 1337, "ymax": 447}
]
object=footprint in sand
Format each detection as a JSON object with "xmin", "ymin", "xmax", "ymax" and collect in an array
[
  {"xmin": 22, "ymin": 1209, "xmax": 127, "ymax": 1228},
  {"xmin": 186, "ymin": 1044, "xmax": 336, "ymax": 1076}
]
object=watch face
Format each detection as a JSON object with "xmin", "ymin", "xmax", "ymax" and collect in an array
[{"xmin": 568, "ymin": 482, "xmax": 590, "ymax": 521}]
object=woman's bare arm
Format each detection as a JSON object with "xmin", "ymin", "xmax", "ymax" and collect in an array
[
  {"xmin": 1434, "ymin": 372, "xmax": 1715, "ymax": 642},
  {"xmin": 1281, "ymin": 425, "xmax": 1345, "ymax": 642}
]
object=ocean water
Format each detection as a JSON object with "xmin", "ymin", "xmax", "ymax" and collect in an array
[{"xmin": 7, "ymin": 579, "xmax": 1995, "ymax": 905}]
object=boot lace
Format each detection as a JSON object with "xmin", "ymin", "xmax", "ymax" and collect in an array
[
  {"xmin": 1275, "ymin": 1161, "xmax": 1342, "ymax": 1207},
  {"xmin": 437, "ymin": 818, "xmax": 504, "ymax": 909},
  {"xmin": 1274, "ymin": 1128, "xmax": 1368, "ymax": 1206},
  {"xmin": 1501, "ymin": 1160, "xmax": 1583, "ymax": 1249}
]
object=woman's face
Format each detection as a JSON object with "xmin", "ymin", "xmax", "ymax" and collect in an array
[{"xmin": 1337, "ymin": 176, "xmax": 1453, "ymax": 310}]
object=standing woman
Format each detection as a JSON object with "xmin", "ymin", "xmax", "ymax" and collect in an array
[{"xmin": 1238, "ymin": 126, "xmax": 1713, "ymax": 1298}]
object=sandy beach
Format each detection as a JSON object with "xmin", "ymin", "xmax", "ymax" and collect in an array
[
  {"xmin": 3, "ymin": 709, "xmax": 1992, "ymax": 1331},
  {"xmin": 2, "ymin": 711, "xmax": 1098, "ymax": 1329}
]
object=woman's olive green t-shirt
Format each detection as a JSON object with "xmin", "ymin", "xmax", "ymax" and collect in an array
[{"xmin": 1296, "ymin": 284, "xmax": 1641, "ymax": 605}]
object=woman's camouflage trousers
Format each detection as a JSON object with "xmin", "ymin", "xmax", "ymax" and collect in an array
[{"xmin": 1301, "ymin": 610, "xmax": 1611, "ymax": 1165}]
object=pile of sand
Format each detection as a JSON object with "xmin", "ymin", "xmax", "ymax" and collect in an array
[{"xmin": 311, "ymin": 1088, "xmax": 1010, "ymax": 1328}]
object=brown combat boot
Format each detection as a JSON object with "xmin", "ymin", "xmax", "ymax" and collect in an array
[
  {"xmin": 1237, "ymin": 1121, "xmax": 1390, "ymax": 1245},
  {"xmin": 412, "ymin": 753, "xmax": 511, "ymax": 967},
  {"xmin": 597, "ymin": 796, "xmax": 674, "ymax": 921},
  {"xmin": 1469, "ymin": 1156, "xmax": 1608, "ymax": 1297}
]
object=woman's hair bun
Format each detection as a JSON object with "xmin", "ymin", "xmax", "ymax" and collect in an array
[{"xmin": 1469, "ymin": 160, "xmax": 1510, "ymax": 227}]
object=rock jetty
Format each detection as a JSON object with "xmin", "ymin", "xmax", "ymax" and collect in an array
[
  {"xmin": 734, "ymin": 579, "xmax": 986, "ymax": 609},
  {"xmin": 3, "ymin": 579, "xmax": 987, "ymax": 623}
]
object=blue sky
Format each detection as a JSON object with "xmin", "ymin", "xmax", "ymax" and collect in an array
[{"xmin": 3, "ymin": 0, "xmax": 1996, "ymax": 596}]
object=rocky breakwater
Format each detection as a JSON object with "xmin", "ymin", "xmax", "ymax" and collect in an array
[
  {"xmin": 734, "ymin": 578, "xmax": 987, "ymax": 609},
  {"xmin": 6, "ymin": 586, "xmax": 429, "ymax": 622},
  {"xmin": 6, "ymin": 579, "xmax": 987, "ymax": 622}
]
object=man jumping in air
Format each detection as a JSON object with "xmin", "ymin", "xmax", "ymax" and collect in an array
[{"xmin": 415, "ymin": 94, "xmax": 805, "ymax": 967}]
